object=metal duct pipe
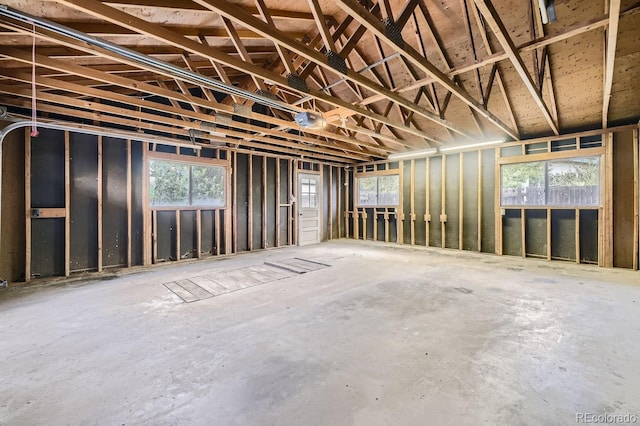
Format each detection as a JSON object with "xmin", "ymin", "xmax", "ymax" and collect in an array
[
  {"xmin": 0, "ymin": 4, "xmax": 302, "ymax": 114},
  {"xmin": 0, "ymin": 119, "xmax": 202, "ymax": 286}
]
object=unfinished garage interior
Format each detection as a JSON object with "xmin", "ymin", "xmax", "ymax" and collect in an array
[{"xmin": 0, "ymin": 0, "xmax": 639, "ymax": 423}]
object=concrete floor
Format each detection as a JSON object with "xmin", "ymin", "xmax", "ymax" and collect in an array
[{"xmin": 1, "ymin": 241, "xmax": 639, "ymax": 426}]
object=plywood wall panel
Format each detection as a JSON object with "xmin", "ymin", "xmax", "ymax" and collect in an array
[{"xmin": 102, "ymin": 137, "xmax": 127, "ymax": 267}]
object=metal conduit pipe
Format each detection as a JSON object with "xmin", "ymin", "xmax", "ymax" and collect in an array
[
  {"xmin": 0, "ymin": 5, "xmax": 302, "ymax": 115},
  {"xmin": 0, "ymin": 119, "xmax": 204, "ymax": 287}
]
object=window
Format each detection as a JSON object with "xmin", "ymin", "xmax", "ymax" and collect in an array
[
  {"xmin": 501, "ymin": 156, "xmax": 600, "ymax": 206},
  {"xmin": 300, "ymin": 178, "xmax": 318, "ymax": 208},
  {"xmin": 357, "ymin": 174, "xmax": 399, "ymax": 206},
  {"xmin": 149, "ymin": 159, "xmax": 226, "ymax": 207}
]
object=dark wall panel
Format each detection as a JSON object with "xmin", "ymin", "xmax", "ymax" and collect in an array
[
  {"xmin": 525, "ymin": 209, "xmax": 547, "ymax": 258},
  {"xmin": 429, "ymin": 156, "xmax": 442, "ymax": 247},
  {"xmin": 414, "ymin": 158, "xmax": 427, "ymax": 246},
  {"xmin": 156, "ymin": 211, "xmax": 176, "ymax": 262},
  {"xmin": 481, "ymin": 149, "xmax": 496, "ymax": 253},
  {"xmin": 179, "ymin": 210, "xmax": 196, "ymax": 259},
  {"xmin": 235, "ymin": 153, "xmax": 249, "ymax": 252},
  {"xmin": 31, "ymin": 128, "xmax": 64, "ymax": 208},
  {"xmin": 69, "ymin": 133, "xmax": 98, "ymax": 272},
  {"xmin": 251, "ymin": 155, "xmax": 263, "ymax": 249},
  {"xmin": 365, "ymin": 208, "xmax": 375, "ymax": 240},
  {"xmin": 201, "ymin": 210, "xmax": 214, "ymax": 255},
  {"xmin": 612, "ymin": 130, "xmax": 635, "ymax": 268},
  {"xmin": 102, "ymin": 137, "xmax": 127, "ymax": 267},
  {"xmin": 31, "ymin": 218, "xmax": 64, "ymax": 278},
  {"xmin": 130, "ymin": 141, "xmax": 143, "ymax": 266},
  {"xmin": 580, "ymin": 209, "xmax": 599, "ymax": 264},
  {"xmin": 445, "ymin": 154, "xmax": 460, "ymax": 249},
  {"xmin": 462, "ymin": 152, "xmax": 479, "ymax": 251},
  {"xmin": 551, "ymin": 210, "xmax": 576, "ymax": 261},
  {"xmin": 502, "ymin": 209, "xmax": 522, "ymax": 257},
  {"xmin": 266, "ymin": 158, "xmax": 277, "ymax": 247}
]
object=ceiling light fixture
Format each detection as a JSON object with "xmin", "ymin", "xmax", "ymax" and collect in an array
[
  {"xmin": 438, "ymin": 139, "xmax": 505, "ymax": 153},
  {"xmin": 387, "ymin": 147, "xmax": 438, "ymax": 160},
  {"xmin": 294, "ymin": 111, "xmax": 325, "ymax": 129}
]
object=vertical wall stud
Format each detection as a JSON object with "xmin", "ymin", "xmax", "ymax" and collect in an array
[
  {"xmin": 477, "ymin": 150, "xmax": 483, "ymax": 252},
  {"xmin": 232, "ymin": 152, "xmax": 237, "ymax": 253},
  {"xmin": 575, "ymin": 208, "xmax": 581, "ymax": 264},
  {"xmin": 25, "ymin": 128, "xmax": 31, "ymax": 282},
  {"xmin": 126, "ymin": 139, "xmax": 132, "ymax": 268},
  {"xmin": 410, "ymin": 159, "xmax": 415, "ymax": 245},
  {"xmin": 329, "ymin": 166, "xmax": 333, "ymax": 240},
  {"xmin": 459, "ymin": 153, "xmax": 464, "ymax": 250},
  {"xmin": 633, "ymin": 127, "xmax": 639, "ymax": 270},
  {"xmin": 196, "ymin": 209, "xmax": 202, "ymax": 259},
  {"xmin": 604, "ymin": 132, "xmax": 614, "ymax": 267},
  {"xmin": 142, "ymin": 142, "xmax": 151, "ymax": 265},
  {"xmin": 262, "ymin": 156, "xmax": 267, "ymax": 249},
  {"xmin": 64, "ymin": 131, "xmax": 70, "ymax": 277},
  {"xmin": 215, "ymin": 209, "xmax": 221, "ymax": 256},
  {"xmin": 276, "ymin": 158, "xmax": 280, "ymax": 247},
  {"xmin": 152, "ymin": 210, "xmax": 157, "ymax": 264},
  {"xmin": 288, "ymin": 158, "xmax": 293, "ymax": 245},
  {"xmin": 248, "ymin": 154, "xmax": 253, "ymax": 251},
  {"xmin": 441, "ymin": 155, "xmax": 446, "ymax": 249},
  {"xmin": 425, "ymin": 157, "xmax": 430, "ymax": 246},
  {"xmin": 344, "ymin": 168, "xmax": 350, "ymax": 239},
  {"xmin": 521, "ymin": 208, "xmax": 526, "ymax": 258},
  {"xmin": 175, "ymin": 210, "xmax": 180, "ymax": 261},
  {"xmin": 495, "ymin": 148, "xmax": 502, "ymax": 255},
  {"xmin": 398, "ymin": 160, "xmax": 404, "ymax": 244},
  {"xmin": 97, "ymin": 135, "xmax": 103, "ymax": 272},
  {"xmin": 547, "ymin": 208, "xmax": 552, "ymax": 261}
]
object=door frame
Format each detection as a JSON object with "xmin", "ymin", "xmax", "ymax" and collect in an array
[{"xmin": 296, "ymin": 170, "xmax": 322, "ymax": 246}]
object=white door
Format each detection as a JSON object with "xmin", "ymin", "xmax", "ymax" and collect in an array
[{"xmin": 298, "ymin": 173, "xmax": 321, "ymax": 245}]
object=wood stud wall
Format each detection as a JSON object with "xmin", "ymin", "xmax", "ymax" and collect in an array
[
  {"xmin": 346, "ymin": 126, "xmax": 640, "ymax": 270},
  {"xmin": 13, "ymin": 124, "xmax": 640, "ymax": 283}
]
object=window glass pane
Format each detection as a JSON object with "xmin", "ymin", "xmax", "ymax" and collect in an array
[
  {"xmin": 191, "ymin": 164, "xmax": 226, "ymax": 207},
  {"xmin": 501, "ymin": 156, "xmax": 601, "ymax": 207},
  {"xmin": 149, "ymin": 160, "xmax": 189, "ymax": 207},
  {"xmin": 501, "ymin": 161, "xmax": 545, "ymax": 206},
  {"xmin": 357, "ymin": 175, "xmax": 399, "ymax": 207},
  {"xmin": 378, "ymin": 175, "xmax": 399, "ymax": 206},
  {"xmin": 547, "ymin": 157, "xmax": 599, "ymax": 206},
  {"xmin": 358, "ymin": 176, "xmax": 378, "ymax": 206}
]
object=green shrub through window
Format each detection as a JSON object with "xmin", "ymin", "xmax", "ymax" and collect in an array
[{"xmin": 149, "ymin": 159, "xmax": 226, "ymax": 207}]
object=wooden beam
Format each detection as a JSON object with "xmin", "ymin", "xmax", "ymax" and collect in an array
[
  {"xmin": 308, "ymin": 0, "xmax": 338, "ymax": 53},
  {"xmin": 473, "ymin": 0, "xmax": 559, "ymax": 135},
  {"xmin": 335, "ymin": 0, "xmax": 518, "ymax": 140},
  {"xmin": 602, "ymin": 0, "xmax": 622, "ymax": 128},
  {"xmin": 190, "ymin": 0, "xmax": 470, "ymax": 142},
  {"xmin": 54, "ymin": 0, "xmax": 448, "ymax": 146}
]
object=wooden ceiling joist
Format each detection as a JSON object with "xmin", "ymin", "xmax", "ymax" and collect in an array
[
  {"xmin": 472, "ymin": 0, "xmax": 559, "ymax": 135},
  {"xmin": 55, "ymin": 0, "xmax": 443, "ymax": 147},
  {"xmin": 602, "ymin": 0, "xmax": 622, "ymax": 128},
  {"xmin": 335, "ymin": 0, "xmax": 519, "ymax": 140}
]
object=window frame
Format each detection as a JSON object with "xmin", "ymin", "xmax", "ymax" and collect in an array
[
  {"xmin": 147, "ymin": 151, "xmax": 229, "ymax": 210},
  {"xmin": 498, "ymin": 148, "xmax": 604, "ymax": 209},
  {"xmin": 355, "ymin": 170, "xmax": 401, "ymax": 208}
]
